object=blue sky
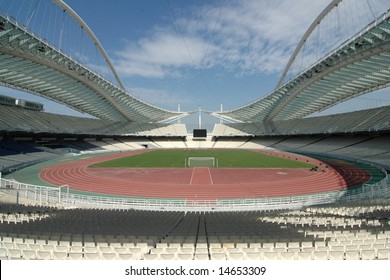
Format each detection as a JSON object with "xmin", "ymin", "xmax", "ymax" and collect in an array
[{"xmin": 1, "ymin": 0, "xmax": 389, "ymax": 131}]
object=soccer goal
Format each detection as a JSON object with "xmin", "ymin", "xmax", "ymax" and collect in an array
[{"xmin": 186, "ymin": 157, "xmax": 218, "ymax": 168}]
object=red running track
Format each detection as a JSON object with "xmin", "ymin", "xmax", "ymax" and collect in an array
[{"xmin": 39, "ymin": 150, "xmax": 372, "ymax": 200}]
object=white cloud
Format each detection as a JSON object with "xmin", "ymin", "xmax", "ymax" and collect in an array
[
  {"xmin": 128, "ymin": 87, "xmax": 195, "ymax": 108},
  {"xmin": 114, "ymin": 0, "xmax": 329, "ymax": 80}
]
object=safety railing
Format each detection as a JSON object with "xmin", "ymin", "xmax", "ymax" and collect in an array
[{"xmin": 1, "ymin": 173, "xmax": 388, "ymax": 212}]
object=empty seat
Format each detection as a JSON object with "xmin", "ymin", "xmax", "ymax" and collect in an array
[
  {"xmin": 194, "ymin": 254, "xmax": 209, "ymax": 260},
  {"xmin": 36, "ymin": 251, "xmax": 52, "ymax": 260},
  {"xmin": 67, "ymin": 253, "xmax": 83, "ymax": 260},
  {"xmin": 209, "ymin": 243, "xmax": 221, "ymax": 249},
  {"xmin": 222, "ymin": 243, "xmax": 235, "ymax": 249},
  {"xmin": 156, "ymin": 243, "xmax": 168, "ymax": 249},
  {"xmin": 180, "ymin": 248, "xmax": 194, "ymax": 254},
  {"xmin": 84, "ymin": 253, "xmax": 100, "ymax": 260},
  {"xmin": 210, "ymin": 253, "xmax": 226, "ymax": 260},
  {"xmin": 227, "ymin": 252, "xmax": 244, "ymax": 260},
  {"xmin": 22, "ymin": 250, "xmax": 37, "ymax": 260},
  {"xmin": 279, "ymin": 252, "xmax": 295, "ymax": 260},
  {"xmin": 376, "ymin": 249, "xmax": 390, "ymax": 260},
  {"xmin": 329, "ymin": 251, "xmax": 344, "ymax": 260},
  {"xmin": 177, "ymin": 254, "xmax": 193, "ymax": 260},
  {"xmin": 361, "ymin": 250, "xmax": 375, "ymax": 260},
  {"xmin": 102, "ymin": 253, "xmax": 117, "ymax": 260},
  {"xmin": 15, "ymin": 243, "xmax": 28, "ymax": 251},
  {"xmin": 165, "ymin": 248, "xmax": 179, "ymax": 255},
  {"xmin": 118, "ymin": 253, "xmax": 136, "ymax": 260},
  {"xmin": 128, "ymin": 248, "xmax": 143, "ymax": 260},
  {"xmin": 236, "ymin": 243, "xmax": 248, "ymax": 249},
  {"xmin": 262, "ymin": 252, "xmax": 278, "ymax": 260},
  {"xmin": 55, "ymin": 245, "xmax": 69, "ymax": 253},
  {"xmin": 53, "ymin": 252, "xmax": 67, "ymax": 260},
  {"xmin": 160, "ymin": 253, "xmax": 176, "ymax": 260},
  {"xmin": 345, "ymin": 250, "xmax": 360, "ymax": 260},
  {"xmin": 143, "ymin": 254, "xmax": 159, "ymax": 260},
  {"xmin": 245, "ymin": 252, "xmax": 261, "ymax": 260},
  {"xmin": 288, "ymin": 242, "xmax": 300, "ymax": 249},
  {"xmin": 70, "ymin": 246, "xmax": 83, "ymax": 253},
  {"xmin": 0, "ymin": 248, "xmax": 7, "ymax": 259},
  {"xmin": 2, "ymin": 242, "xmax": 15, "ymax": 250},
  {"xmin": 296, "ymin": 252, "xmax": 312, "ymax": 260},
  {"xmin": 84, "ymin": 247, "xmax": 99, "ymax": 254},
  {"xmin": 196, "ymin": 243, "xmax": 208, "ymax": 249},
  {"xmin": 8, "ymin": 249, "xmax": 22, "ymax": 259},
  {"xmin": 195, "ymin": 248, "xmax": 208, "ymax": 254}
]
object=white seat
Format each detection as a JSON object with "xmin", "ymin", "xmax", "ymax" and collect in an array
[
  {"xmin": 2, "ymin": 242, "xmax": 15, "ymax": 250},
  {"xmin": 236, "ymin": 243, "xmax": 248, "ymax": 249},
  {"xmin": 84, "ymin": 253, "xmax": 100, "ymax": 260},
  {"xmin": 165, "ymin": 248, "xmax": 179, "ymax": 255},
  {"xmin": 377, "ymin": 249, "xmax": 390, "ymax": 260},
  {"xmin": 329, "ymin": 251, "xmax": 344, "ymax": 260},
  {"xmin": 194, "ymin": 254, "xmax": 209, "ymax": 260},
  {"xmin": 118, "ymin": 253, "xmax": 136, "ymax": 260},
  {"xmin": 196, "ymin": 243, "xmax": 208, "ymax": 249},
  {"xmin": 22, "ymin": 250, "xmax": 37, "ymax": 260},
  {"xmin": 53, "ymin": 252, "xmax": 67, "ymax": 260},
  {"xmin": 249, "ymin": 243, "xmax": 261, "ymax": 249},
  {"xmin": 53, "ymin": 245, "xmax": 68, "ymax": 253},
  {"xmin": 182, "ymin": 243, "xmax": 195, "ymax": 249},
  {"xmin": 102, "ymin": 253, "xmax": 118, "ymax": 260},
  {"xmin": 136, "ymin": 243, "xmax": 149, "ymax": 254},
  {"xmin": 209, "ymin": 243, "xmax": 221, "ymax": 249},
  {"xmin": 296, "ymin": 252, "xmax": 312, "ymax": 260},
  {"xmin": 195, "ymin": 248, "xmax": 208, "ymax": 254},
  {"xmin": 160, "ymin": 253, "xmax": 176, "ymax": 260},
  {"xmin": 156, "ymin": 243, "xmax": 168, "ymax": 249},
  {"xmin": 262, "ymin": 243, "xmax": 274, "ymax": 249},
  {"xmin": 275, "ymin": 242, "xmax": 287, "ymax": 249},
  {"xmin": 0, "ymin": 248, "xmax": 7, "ymax": 259},
  {"xmin": 288, "ymin": 242, "xmax": 300, "ymax": 249},
  {"xmin": 361, "ymin": 250, "xmax": 375, "ymax": 260},
  {"xmin": 36, "ymin": 251, "xmax": 52, "ymax": 260},
  {"xmin": 227, "ymin": 252, "xmax": 244, "ymax": 260},
  {"xmin": 8, "ymin": 249, "xmax": 22, "ymax": 259},
  {"xmin": 279, "ymin": 252, "xmax": 295, "ymax": 260},
  {"xmin": 70, "ymin": 246, "xmax": 83, "ymax": 253},
  {"xmin": 143, "ymin": 254, "xmax": 159, "ymax": 260},
  {"xmin": 128, "ymin": 248, "xmax": 143, "ymax": 260},
  {"xmin": 177, "ymin": 254, "xmax": 193, "ymax": 260},
  {"xmin": 67, "ymin": 253, "xmax": 83, "ymax": 260},
  {"xmin": 222, "ymin": 243, "xmax": 235, "ymax": 249},
  {"xmin": 301, "ymin": 241, "xmax": 313, "ymax": 248},
  {"xmin": 180, "ymin": 248, "xmax": 194, "ymax": 254},
  {"xmin": 15, "ymin": 243, "xmax": 28, "ymax": 251},
  {"xmin": 245, "ymin": 252, "xmax": 261, "ymax": 260},
  {"xmin": 210, "ymin": 253, "xmax": 226, "ymax": 260},
  {"xmin": 345, "ymin": 250, "xmax": 360, "ymax": 260},
  {"xmin": 169, "ymin": 243, "xmax": 181, "ymax": 249},
  {"xmin": 262, "ymin": 252, "xmax": 278, "ymax": 260}
]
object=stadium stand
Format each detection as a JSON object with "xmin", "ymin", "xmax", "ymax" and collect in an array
[
  {"xmin": 0, "ymin": 105, "xmax": 187, "ymax": 137},
  {"xmin": 0, "ymin": 200, "xmax": 389, "ymax": 260}
]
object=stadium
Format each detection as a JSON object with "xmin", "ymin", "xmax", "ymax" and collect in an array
[{"xmin": 0, "ymin": 0, "xmax": 390, "ymax": 261}]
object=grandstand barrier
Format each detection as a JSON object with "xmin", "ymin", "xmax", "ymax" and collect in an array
[{"xmin": 1, "ymin": 172, "xmax": 388, "ymax": 212}]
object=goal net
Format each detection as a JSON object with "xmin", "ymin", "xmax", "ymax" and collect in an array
[{"xmin": 186, "ymin": 157, "xmax": 217, "ymax": 168}]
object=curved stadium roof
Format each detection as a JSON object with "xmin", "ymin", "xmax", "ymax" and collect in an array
[{"xmin": 0, "ymin": 1, "xmax": 389, "ymax": 125}]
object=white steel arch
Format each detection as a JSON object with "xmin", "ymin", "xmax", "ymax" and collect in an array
[
  {"xmin": 275, "ymin": 0, "xmax": 343, "ymax": 89},
  {"xmin": 52, "ymin": 0, "xmax": 126, "ymax": 92}
]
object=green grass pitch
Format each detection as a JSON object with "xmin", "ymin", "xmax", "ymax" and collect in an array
[{"xmin": 91, "ymin": 149, "xmax": 315, "ymax": 168}]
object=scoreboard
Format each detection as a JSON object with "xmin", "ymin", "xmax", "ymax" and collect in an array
[{"xmin": 193, "ymin": 129, "xmax": 207, "ymax": 138}]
